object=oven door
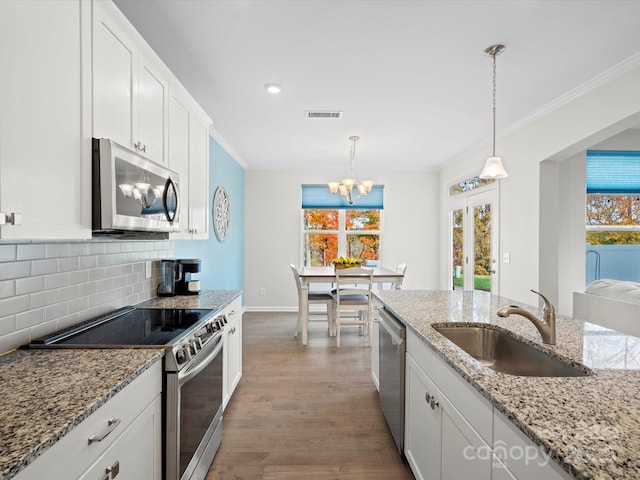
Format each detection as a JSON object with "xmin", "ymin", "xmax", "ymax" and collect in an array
[{"xmin": 166, "ymin": 335, "xmax": 224, "ymax": 480}]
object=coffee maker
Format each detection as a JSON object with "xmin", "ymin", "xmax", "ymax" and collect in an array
[
  {"xmin": 176, "ymin": 258, "xmax": 201, "ymax": 295},
  {"xmin": 157, "ymin": 259, "xmax": 183, "ymax": 297}
]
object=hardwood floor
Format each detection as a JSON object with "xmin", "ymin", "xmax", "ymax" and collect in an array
[{"xmin": 206, "ymin": 312, "xmax": 414, "ymax": 480}]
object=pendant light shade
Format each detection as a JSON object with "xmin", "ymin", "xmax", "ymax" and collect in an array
[
  {"xmin": 481, "ymin": 156, "xmax": 508, "ymax": 179},
  {"xmin": 479, "ymin": 44, "xmax": 508, "ymax": 180}
]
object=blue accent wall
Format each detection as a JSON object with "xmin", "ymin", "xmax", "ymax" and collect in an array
[{"xmin": 174, "ymin": 136, "xmax": 245, "ymax": 291}]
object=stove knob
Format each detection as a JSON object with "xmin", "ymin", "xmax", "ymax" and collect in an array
[
  {"xmin": 176, "ymin": 348, "xmax": 188, "ymax": 365},
  {"xmin": 189, "ymin": 341, "xmax": 198, "ymax": 356}
]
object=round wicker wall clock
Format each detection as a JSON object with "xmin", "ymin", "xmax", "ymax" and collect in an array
[{"xmin": 212, "ymin": 186, "xmax": 231, "ymax": 242}]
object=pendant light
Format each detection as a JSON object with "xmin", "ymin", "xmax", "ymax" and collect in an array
[
  {"xmin": 479, "ymin": 44, "xmax": 508, "ymax": 179},
  {"xmin": 328, "ymin": 136, "xmax": 374, "ymax": 205}
]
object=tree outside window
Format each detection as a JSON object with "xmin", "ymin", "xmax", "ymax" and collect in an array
[
  {"xmin": 303, "ymin": 209, "xmax": 381, "ymax": 266},
  {"xmin": 586, "ymin": 194, "xmax": 640, "ymax": 244}
]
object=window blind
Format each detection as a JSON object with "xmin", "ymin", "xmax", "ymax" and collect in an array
[
  {"xmin": 587, "ymin": 150, "xmax": 640, "ymax": 194},
  {"xmin": 301, "ymin": 184, "xmax": 384, "ymax": 209}
]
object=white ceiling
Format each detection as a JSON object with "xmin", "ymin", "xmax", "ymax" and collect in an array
[{"xmin": 114, "ymin": 0, "xmax": 640, "ymax": 173}]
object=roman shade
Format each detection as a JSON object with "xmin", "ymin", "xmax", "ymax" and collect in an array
[
  {"xmin": 301, "ymin": 184, "xmax": 384, "ymax": 209},
  {"xmin": 587, "ymin": 150, "xmax": 640, "ymax": 194}
]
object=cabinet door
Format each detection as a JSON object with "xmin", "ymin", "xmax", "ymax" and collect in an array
[
  {"xmin": 137, "ymin": 60, "xmax": 168, "ymax": 164},
  {"xmin": 223, "ymin": 300, "xmax": 243, "ymax": 409},
  {"xmin": 93, "ymin": 2, "xmax": 135, "ymax": 149},
  {"xmin": 405, "ymin": 354, "xmax": 441, "ymax": 480},
  {"xmin": 371, "ymin": 308, "xmax": 380, "ymax": 390},
  {"xmin": 80, "ymin": 394, "xmax": 162, "ymax": 480},
  {"xmin": 0, "ymin": 0, "xmax": 91, "ymax": 240},
  {"xmin": 188, "ymin": 115, "xmax": 209, "ymax": 238},
  {"xmin": 440, "ymin": 404, "xmax": 492, "ymax": 480},
  {"xmin": 168, "ymin": 94, "xmax": 190, "ymax": 236}
]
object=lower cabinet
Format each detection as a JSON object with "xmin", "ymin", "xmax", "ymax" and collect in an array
[
  {"xmin": 404, "ymin": 330, "xmax": 573, "ymax": 480},
  {"xmin": 14, "ymin": 361, "xmax": 162, "ymax": 480},
  {"xmin": 223, "ymin": 296, "xmax": 243, "ymax": 410},
  {"xmin": 405, "ymin": 353, "xmax": 491, "ymax": 480},
  {"xmin": 79, "ymin": 394, "xmax": 161, "ymax": 480},
  {"xmin": 371, "ymin": 298, "xmax": 382, "ymax": 390}
]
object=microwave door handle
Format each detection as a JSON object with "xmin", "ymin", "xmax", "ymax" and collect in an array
[{"xmin": 163, "ymin": 177, "xmax": 178, "ymax": 223}]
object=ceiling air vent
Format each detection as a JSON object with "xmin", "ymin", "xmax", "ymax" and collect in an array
[{"xmin": 305, "ymin": 110, "xmax": 343, "ymax": 119}]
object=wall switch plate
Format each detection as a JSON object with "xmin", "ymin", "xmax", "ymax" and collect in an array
[
  {"xmin": 259, "ymin": 288, "xmax": 266, "ymax": 296},
  {"xmin": 503, "ymin": 253, "xmax": 510, "ymax": 264},
  {"xmin": 145, "ymin": 261, "xmax": 152, "ymax": 279}
]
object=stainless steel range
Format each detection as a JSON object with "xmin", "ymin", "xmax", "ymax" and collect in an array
[{"xmin": 28, "ymin": 306, "xmax": 228, "ymax": 480}]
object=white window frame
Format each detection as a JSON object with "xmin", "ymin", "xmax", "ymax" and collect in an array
[{"xmin": 301, "ymin": 209, "xmax": 383, "ymax": 266}]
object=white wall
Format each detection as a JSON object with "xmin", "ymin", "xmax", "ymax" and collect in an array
[
  {"xmin": 244, "ymin": 170, "xmax": 439, "ymax": 310},
  {"xmin": 439, "ymin": 61, "xmax": 640, "ymax": 308}
]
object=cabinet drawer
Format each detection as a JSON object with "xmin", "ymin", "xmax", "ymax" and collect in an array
[
  {"xmin": 79, "ymin": 394, "xmax": 161, "ymax": 480},
  {"xmin": 406, "ymin": 330, "xmax": 493, "ymax": 443},
  {"xmin": 15, "ymin": 361, "xmax": 162, "ymax": 480}
]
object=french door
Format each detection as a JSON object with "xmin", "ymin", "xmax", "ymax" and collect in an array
[{"xmin": 449, "ymin": 189, "xmax": 499, "ymax": 294}]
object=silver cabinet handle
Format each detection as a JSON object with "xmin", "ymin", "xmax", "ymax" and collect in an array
[
  {"xmin": 425, "ymin": 392, "xmax": 439, "ymax": 410},
  {"xmin": 88, "ymin": 417, "xmax": 121, "ymax": 444},
  {"xmin": 0, "ymin": 212, "xmax": 22, "ymax": 225}
]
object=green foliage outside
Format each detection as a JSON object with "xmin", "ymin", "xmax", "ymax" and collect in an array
[{"xmin": 453, "ymin": 275, "xmax": 491, "ymax": 291}]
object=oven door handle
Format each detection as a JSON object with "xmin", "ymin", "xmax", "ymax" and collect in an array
[{"xmin": 178, "ymin": 335, "xmax": 223, "ymax": 386}]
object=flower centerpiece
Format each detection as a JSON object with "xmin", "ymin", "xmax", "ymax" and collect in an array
[{"xmin": 331, "ymin": 256, "xmax": 363, "ymax": 270}]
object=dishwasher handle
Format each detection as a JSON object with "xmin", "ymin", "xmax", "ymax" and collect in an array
[{"xmin": 378, "ymin": 308, "xmax": 405, "ymax": 344}]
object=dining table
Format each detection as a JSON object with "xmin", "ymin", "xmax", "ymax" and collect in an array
[{"xmin": 297, "ymin": 266, "xmax": 405, "ymax": 345}]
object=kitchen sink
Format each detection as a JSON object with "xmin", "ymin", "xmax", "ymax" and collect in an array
[{"xmin": 432, "ymin": 324, "xmax": 592, "ymax": 377}]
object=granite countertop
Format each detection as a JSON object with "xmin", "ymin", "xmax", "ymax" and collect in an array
[
  {"xmin": 137, "ymin": 289, "xmax": 242, "ymax": 311},
  {"xmin": 0, "ymin": 290, "xmax": 241, "ymax": 480},
  {"xmin": 0, "ymin": 348, "xmax": 163, "ymax": 480},
  {"xmin": 376, "ymin": 289, "xmax": 640, "ymax": 480}
]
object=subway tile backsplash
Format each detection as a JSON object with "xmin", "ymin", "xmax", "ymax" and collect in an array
[{"xmin": 0, "ymin": 240, "xmax": 173, "ymax": 355}]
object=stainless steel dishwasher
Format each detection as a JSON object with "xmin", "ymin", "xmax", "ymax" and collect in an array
[{"xmin": 378, "ymin": 307, "xmax": 406, "ymax": 454}]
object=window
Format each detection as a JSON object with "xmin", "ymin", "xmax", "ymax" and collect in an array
[
  {"xmin": 301, "ymin": 185, "xmax": 383, "ymax": 267},
  {"xmin": 586, "ymin": 150, "xmax": 640, "ymax": 245}
]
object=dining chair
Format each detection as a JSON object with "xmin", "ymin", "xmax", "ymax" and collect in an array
[
  {"xmin": 290, "ymin": 264, "xmax": 335, "ymax": 339},
  {"xmin": 332, "ymin": 267, "xmax": 374, "ymax": 347},
  {"xmin": 376, "ymin": 263, "xmax": 407, "ymax": 290}
]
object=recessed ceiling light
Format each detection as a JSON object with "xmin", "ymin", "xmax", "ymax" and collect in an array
[{"xmin": 264, "ymin": 83, "xmax": 282, "ymax": 94}]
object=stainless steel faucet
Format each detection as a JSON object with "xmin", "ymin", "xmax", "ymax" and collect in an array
[{"xmin": 497, "ymin": 290, "xmax": 556, "ymax": 345}]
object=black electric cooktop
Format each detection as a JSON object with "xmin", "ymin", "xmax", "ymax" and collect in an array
[{"xmin": 29, "ymin": 307, "xmax": 214, "ymax": 347}]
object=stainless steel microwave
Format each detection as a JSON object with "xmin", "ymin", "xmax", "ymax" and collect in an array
[{"xmin": 92, "ymin": 138, "xmax": 180, "ymax": 237}]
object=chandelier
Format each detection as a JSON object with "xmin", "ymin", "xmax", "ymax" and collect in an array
[
  {"xmin": 118, "ymin": 170, "xmax": 165, "ymax": 209},
  {"xmin": 479, "ymin": 44, "xmax": 508, "ymax": 179},
  {"xmin": 328, "ymin": 136, "xmax": 374, "ymax": 205}
]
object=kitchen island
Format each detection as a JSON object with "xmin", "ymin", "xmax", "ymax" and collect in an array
[{"xmin": 376, "ymin": 289, "xmax": 640, "ymax": 480}]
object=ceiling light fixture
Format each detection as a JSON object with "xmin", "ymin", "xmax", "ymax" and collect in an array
[
  {"xmin": 264, "ymin": 83, "xmax": 282, "ymax": 94},
  {"xmin": 328, "ymin": 136, "xmax": 374, "ymax": 205},
  {"xmin": 479, "ymin": 44, "xmax": 508, "ymax": 179}
]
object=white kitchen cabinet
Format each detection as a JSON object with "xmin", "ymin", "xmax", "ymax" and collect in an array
[
  {"xmin": 93, "ymin": 0, "xmax": 168, "ymax": 165},
  {"xmin": 168, "ymin": 88, "xmax": 211, "ymax": 239},
  {"xmin": 0, "ymin": 0, "xmax": 91, "ymax": 240},
  {"xmin": 79, "ymin": 394, "xmax": 161, "ymax": 480},
  {"xmin": 371, "ymin": 298, "xmax": 382, "ymax": 390},
  {"xmin": 223, "ymin": 296, "xmax": 243, "ymax": 410},
  {"xmin": 405, "ymin": 330, "xmax": 493, "ymax": 480},
  {"xmin": 14, "ymin": 361, "xmax": 162, "ymax": 480}
]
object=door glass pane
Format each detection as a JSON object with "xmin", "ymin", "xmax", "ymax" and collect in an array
[
  {"xmin": 473, "ymin": 203, "xmax": 492, "ymax": 291},
  {"xmin": 452, "ymin": 209, "xmax": 464, "ymax": 289}
]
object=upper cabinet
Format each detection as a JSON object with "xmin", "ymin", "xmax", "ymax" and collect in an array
[
  {"xmin": 0, "ymin": 0, "xmax": 92, "ymax": 240},
  {"xmin": 169, "ymin": 87, "xmax": 211, "ymax": 239},
  {"xmin": 93, "ymin": 1, "xmax": 169, "ymax": 165}
]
